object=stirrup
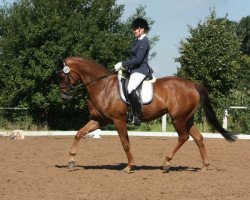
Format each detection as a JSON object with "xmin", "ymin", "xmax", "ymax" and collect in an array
[
  {"xmin": 127, "ymin": 112, "xmax": 133, "ymax": 123},
  {"xmin": 127, "ymin": 112, "xmax": 141, "ymax": 126},
  {"xmin": 132, "ymin": 115, "xmax": 141, "ymax": 126}
]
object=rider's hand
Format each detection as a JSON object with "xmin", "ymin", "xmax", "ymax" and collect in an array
[{"xmin": 114, "ymin": 62, "xmax": 123, "ymax": 71}]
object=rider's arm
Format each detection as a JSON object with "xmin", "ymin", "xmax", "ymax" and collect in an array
[{"xmin": 122, "ymin": 39, "xmax": 149, "ymax": 68}]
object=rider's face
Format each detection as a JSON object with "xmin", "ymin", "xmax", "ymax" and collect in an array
[{"xmin": 132, "ymin": 27, "xmax": 145, "ymax": 38}]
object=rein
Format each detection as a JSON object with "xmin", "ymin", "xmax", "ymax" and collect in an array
[
  {"xmin": 84, "ymin": 72, "xmax": 115, "ymax": 87},
  {"xmin": 56, "ymin": 65, "xmax": 115, "ymax": 94}
]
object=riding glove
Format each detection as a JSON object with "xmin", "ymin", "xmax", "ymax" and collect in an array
[{"xmin": 114, "ymin": 62, "xmax": 123, "ymax": 71}]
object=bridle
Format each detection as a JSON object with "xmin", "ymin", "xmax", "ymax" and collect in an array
[
  {"xmin": 56, "ymin": 67, "xmax": 78, "ymax": 96},
  {"xmin": 56, "ymin": 62, "xmax": 115, "ymax": 95}
]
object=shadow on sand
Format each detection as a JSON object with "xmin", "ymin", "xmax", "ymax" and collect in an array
[{"xmin": 55, "ymin": 163, "xmax": 200, "ymax": 172}]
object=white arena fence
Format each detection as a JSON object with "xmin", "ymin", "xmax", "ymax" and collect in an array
[{"xmin": 0, "ymin": 129, "xmax": 249, "ymax": 140}]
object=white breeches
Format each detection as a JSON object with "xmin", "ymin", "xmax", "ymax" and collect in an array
[{"xmin": 127, "ymin": 72, "xmax": 147, "ymax": 94}]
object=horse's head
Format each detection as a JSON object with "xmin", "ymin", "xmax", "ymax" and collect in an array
[{"xmin": 55, "ymin": 58, "xmax": 80, "ymax": 101}]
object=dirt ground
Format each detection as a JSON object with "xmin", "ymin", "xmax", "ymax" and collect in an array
[{"xmin": 0, "ymin": 135, "xmax": 249, "ymax": 200}]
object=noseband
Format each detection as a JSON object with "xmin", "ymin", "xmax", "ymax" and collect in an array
[{"xmin": 56, "ymin": 66, "xmax": 77, "ymax": 96}]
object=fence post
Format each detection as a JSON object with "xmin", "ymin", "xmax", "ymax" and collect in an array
[
  {"xmin": 162, "ymin": 114, "xmax": 167, "ymax": 132},
  {"xmin": 222, "ymin": 106, "xmax": 247, "ymax": 130},
  {"xmin": 223, "ymin": 109, "xmax": 228, "ymax": 130}
]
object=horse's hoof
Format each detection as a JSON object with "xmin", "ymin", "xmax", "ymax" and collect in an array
[
  {"xmin": 68, "ymin": 161, "xmax": 76, "ymax": 169},
  {"xmin": 201, "ymin": 164, "xmax": 210, "ymax": 171},
  {"xmin": 163, "ymin": 164, "xmax": 171, "ymax": 173},
  {"xmin": 121, "ymin": 165, "xmax": 135, "ymax": 174}
]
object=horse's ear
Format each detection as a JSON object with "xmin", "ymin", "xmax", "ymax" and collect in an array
[{"xmin": 55, "ymin": 57, "xmax": 64, "ymax": 70}]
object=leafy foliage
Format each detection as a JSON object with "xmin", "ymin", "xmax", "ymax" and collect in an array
[
  {"xmin": 237, "ymin": 16, "xmax": 250, "ymax": 55},
  {"xmin": 0, "ymin": 0, "xmax": 158, "ymax": 130},
  {"xmin": 175, "ymin": 9, "xmax": 249, "ymax": 133},
  {"xmin": 176, "ymin": 10, "xmax": 242, "ymax": 103}
]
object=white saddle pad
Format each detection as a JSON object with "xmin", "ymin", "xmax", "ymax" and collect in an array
[{"xmin": 117, "ymin": 70, "xmax": 156, "ymax": 104}]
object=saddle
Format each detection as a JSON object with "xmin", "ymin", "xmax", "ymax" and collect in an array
[{"xmin": 117, "ymin": 70, "xmax": 156, "ymax": 105}]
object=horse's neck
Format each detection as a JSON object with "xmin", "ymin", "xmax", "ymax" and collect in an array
[
  {"xmin": 76, "ymin": 61, "xmax": 110, "ymax": 85},
  {"xmin": 82, "ymin": 73, "xmax": 116, "ymax": 109},
  {"xmin": 72, "ymin": 59, "xmax": 114, "ymax": 101}
]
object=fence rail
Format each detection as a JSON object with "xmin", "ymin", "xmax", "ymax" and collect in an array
[{"xmin": 0, "ymin": 130, "xmax": 249, "ymax": 139}]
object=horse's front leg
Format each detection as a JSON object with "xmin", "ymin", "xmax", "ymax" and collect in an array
[
  {"xmin": 113, "ymin": 119, "xmax": 135, "ymax": 173},
  {"xmin": 68, "ymin": 120, "xmax": 100, "ymax": 168}
]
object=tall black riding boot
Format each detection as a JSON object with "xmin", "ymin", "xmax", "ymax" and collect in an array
[{"xmin": 128, "ymin": 90, "xmax": 142, "ymax": 126}]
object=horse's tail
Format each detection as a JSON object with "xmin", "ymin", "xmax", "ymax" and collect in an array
[{"xmin": 195, "ymin": 83, "xmax": 238, "ymax": 142}]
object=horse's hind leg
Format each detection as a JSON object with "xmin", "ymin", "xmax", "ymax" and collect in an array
[
  {"xmin": 189, "ymin": 125, "xmax": 210, "ymax": 170},
  {"xmin": 163, "ymin": 120, "xmax": 190, "ymax": 172},
  {"xmin": 68, "ymin": 120, "xmax": 100, "ymax": 168}
]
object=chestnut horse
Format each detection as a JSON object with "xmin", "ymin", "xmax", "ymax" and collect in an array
[{"xmin": 56, "ymin": 57, "xmax": 237, "ymax": 173}]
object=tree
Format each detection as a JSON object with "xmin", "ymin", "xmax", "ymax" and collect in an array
[
  {"xmin": 237, "ymin": 16, "xmax": 250, "ymax": 55},
  {"xmin": 175, "ymin": 10, "xmax": 249, "ymax": 133},
  {"xmin": 0, "ymin": 0, "xmax": 158, "ymax": 130},
  {"xmin": 175, "ymin": 10, "xmax": 242, "ymax": 106}
]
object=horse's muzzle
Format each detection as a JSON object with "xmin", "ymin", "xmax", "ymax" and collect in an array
[{"xmin": 60, "ymin": 92, "xmax": 73, "ymax": 101}]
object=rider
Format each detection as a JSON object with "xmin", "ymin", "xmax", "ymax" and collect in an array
[{"xmin": 114, "ymin": 18, "xmax": 152, "ymax": 126}]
